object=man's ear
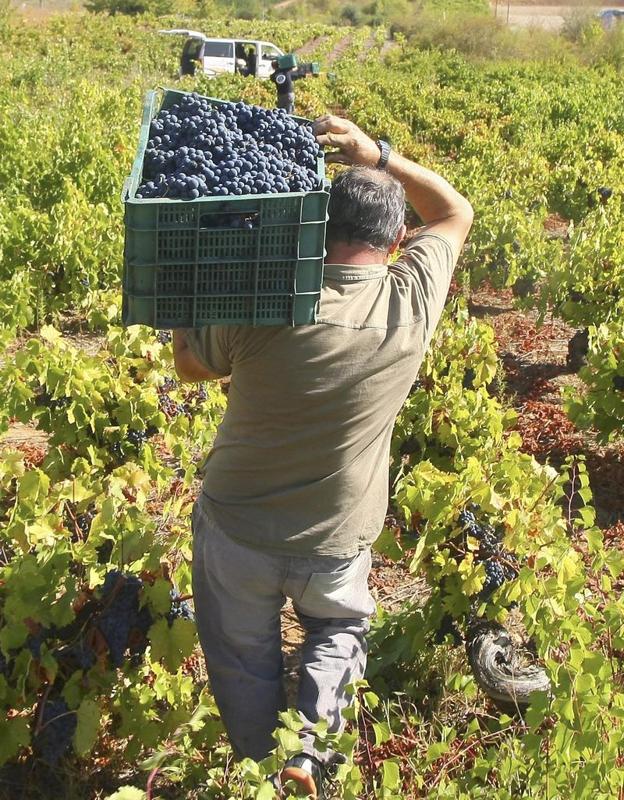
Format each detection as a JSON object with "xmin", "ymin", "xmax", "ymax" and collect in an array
[{"xmin": 388, "ymin": 224, "xmax": 407, "ymax": 254}]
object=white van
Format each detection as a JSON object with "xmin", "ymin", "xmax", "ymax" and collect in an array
[{"xmin": 159, "ymin": 30, "xmax": 285, "ymax": 79}]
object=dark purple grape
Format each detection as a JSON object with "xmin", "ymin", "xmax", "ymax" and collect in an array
[
  {"xmin": 97, "ymin": 571, "xmax": 150, "ymax": 668},
  {"xmin": 458, "ymin": 509, "xmax": 476, "ymax": 528},
  {"xmin": 167, "ymin": 589, "xmax": 195, "ymax": 627},
  {"xmin": 481, "ymin": 560, "xmax": 506, "ymax": 598},
  {"xmin": 462, "ymin": 368, "xmax": 476, "ymax": 390},
  {"xmin": 34, "ymin": 698, "xmax": 77, "ymax": 765},
  {"xmin": 126, "ymin": 428, "xmax": 148, "ymax": 450},
  {"xmin": 56, "ymin": 640, "xmax": 96, "ymax": 671},
  {"xmin": 137, "ymin": 97, "xmax": 320, "ymax": 201}
]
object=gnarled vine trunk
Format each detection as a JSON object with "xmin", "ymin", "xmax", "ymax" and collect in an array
[{"xmin": 466, "ymin": 620, "xmax": 551, "ymax": 707}]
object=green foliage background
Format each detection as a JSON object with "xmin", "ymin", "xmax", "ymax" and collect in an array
[{"xmin": 0, "ymin": 6, "xmax": 623, "ymax": 799}]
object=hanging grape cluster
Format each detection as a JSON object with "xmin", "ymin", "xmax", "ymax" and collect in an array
[{"xmin": 458, "ymin": 507, "xmax": 520, "ymax": 599}]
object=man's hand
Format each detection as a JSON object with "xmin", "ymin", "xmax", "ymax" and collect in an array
[{"xmin": 313, "ymin": 115, "xmax": 380, "ymax": 167}]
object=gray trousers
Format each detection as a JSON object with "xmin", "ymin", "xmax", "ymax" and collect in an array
[{"xmin": 192, "ymin": 501, "xmax": 375, "ymax": 765}]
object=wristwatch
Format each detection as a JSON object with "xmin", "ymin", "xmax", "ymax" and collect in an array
[{"xmin": 376, "ymin": 139, "xmax": 391, "ymax": 170}]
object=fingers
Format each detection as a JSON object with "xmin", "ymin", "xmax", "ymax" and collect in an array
[
  {"xmin": 315, "ymin": 132, "xmax": 349, "ymax": 149},
  {"xmin": 312, "ymin": 115, "xmax": 353, "ymax": 137}
]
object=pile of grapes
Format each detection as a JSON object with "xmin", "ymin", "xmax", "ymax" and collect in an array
[{"xmin": 136, "ymin": 94, "xmax": 322, "ymax": 200}]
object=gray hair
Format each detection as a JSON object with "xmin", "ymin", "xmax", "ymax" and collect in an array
[{"xmin": 326, "ymin": 166, "xmax": 405, "ymax": 251}]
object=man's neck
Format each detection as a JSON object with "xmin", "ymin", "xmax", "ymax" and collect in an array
[{"xmin": 325, "ymin": 242, "xmax": 387, "ymax": 266}]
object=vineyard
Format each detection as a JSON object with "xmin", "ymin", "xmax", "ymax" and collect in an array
[{"xmin": 0, "ymin": 5, "xmax": 623, "ymax": 799}]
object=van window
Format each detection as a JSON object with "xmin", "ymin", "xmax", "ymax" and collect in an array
[
  {"xmin": 261, "ymin": 44, "xmax": 281, "ymax": 60},
  {"xmin": 204, "ymin": 41, "xmax": 234, "ymax": 58}
]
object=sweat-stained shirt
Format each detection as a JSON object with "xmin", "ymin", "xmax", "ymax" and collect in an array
[{"xmin": 185, "ymin": 233, "xmax": 454, "ymax": 557}]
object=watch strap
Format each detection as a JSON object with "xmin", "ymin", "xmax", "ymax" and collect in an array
[{"xmin": 376, "ymin": 139, "xmax": 391, "ymax": 170}]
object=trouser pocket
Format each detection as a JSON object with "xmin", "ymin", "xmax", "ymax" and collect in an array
[{"xmin": 295, "ymin": 549, "xmax": 375, "ymax": 619}]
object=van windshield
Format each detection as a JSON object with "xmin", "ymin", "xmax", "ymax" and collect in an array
[{"xmin": 204, "ymin": 41, "xmax": 234, "ymax": 58}]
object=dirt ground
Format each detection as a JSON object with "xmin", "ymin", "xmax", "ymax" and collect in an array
[{"xmin": 492, "ymin": 2, "xmax": 622, "ymax": 31}]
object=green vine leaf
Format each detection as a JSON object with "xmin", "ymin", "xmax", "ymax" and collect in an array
[
  {"xmin": 148, "ymin": 618, "xmax": 196, "ymax": 673},
  {"xmin": 74, "ymin": 698, "xmax": 101, "ymax": 756}
]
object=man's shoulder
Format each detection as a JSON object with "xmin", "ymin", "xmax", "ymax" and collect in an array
[{"xmin": 397, "ymin": 232, "xmax": 454, "ymax": 260}]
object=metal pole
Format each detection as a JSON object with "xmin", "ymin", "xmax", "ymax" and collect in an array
[{"xmin": 506, "ymin": 0, "xmax": 510, "ymax": 25}]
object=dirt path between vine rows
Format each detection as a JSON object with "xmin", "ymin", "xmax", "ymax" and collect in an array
[
  {"xmin": 468, "ymin": 283, "xmax": 624, "ymax": 531},
  {"xmin": 325, "ymin": 34, "xmax": 354, "ymax": 65},
  {"xmin": 295, "ymin": 35, "xmax": 329, "ymax": 59}
]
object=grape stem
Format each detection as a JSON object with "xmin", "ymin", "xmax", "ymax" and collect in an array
[
  {"xmin": 173, "ymin": 593, "xmax": 193, "ymax": 603},
  {"xmin": 33, "ymin": 684, "xmax": 52, "ymax": 736}
]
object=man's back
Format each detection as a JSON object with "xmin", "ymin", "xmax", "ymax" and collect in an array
[{"xmin": 187, "ymin": 233, "xmax": 453, "ymax": 556}]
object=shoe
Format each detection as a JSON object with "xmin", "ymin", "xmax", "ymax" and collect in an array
[{"xmin": 279, "ymin": 754, "xmax": 325, "ymax": 799}]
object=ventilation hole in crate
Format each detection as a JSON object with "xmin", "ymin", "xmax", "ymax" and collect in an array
[
  {"xmin": 158, "ymin": 230, "xmax": 196, "ymax": 261},
  {"xmin": 257, "ymin": 262, "xmax": 294, "ymax": 293},
  {"xmin": 262, "ymin": 198, "xmax": 301, "ymax": 223},
  {"xmin": 197, "ymin": 263, "xmax": 253, "ymax": 295},
  {"xmin": 198, "ymin": 230, "xmax": 257, "ymax": 260},
  {"xmin": 158, "ymin": 207, "xmax": 197, "ymax": 227},
  {"xmin": 256, "ymin": 295, "xmax": 292, "ymax": 320},
  {"xmin": 156, "ymin": 264, "xmax": 195, "ymax": 294},
  {"xmin": 195, "ymin": 296, "xmax": 254, "ymax": 323},
  {"xmin": 259, "ymin": 227, "xmax": 298, "ymax": 258},
  {"xmin": 156, "ymin": 297, "xmax": 193, "ymax": 327}
]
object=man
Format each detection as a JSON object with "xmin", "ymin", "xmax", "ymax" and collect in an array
[
  {"xmin": 270, "ymin": 59, "xmax": 303, "ymax": 114},
  {"xmin": 173, "ymin": 115, "xmax": 473, "ymax": 798}
]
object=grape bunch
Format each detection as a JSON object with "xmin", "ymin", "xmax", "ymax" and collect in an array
[
  {"xmin": 38, "ymin": 390, "xmax": 70, "ymax": 412},
  {"xmin": 458, "ymin": 509, "xmax": 502, "ymax": 557},
  {"xmin": 156, "ymin": 330, "xmax": 172, "ymax": 345},
  {"xmin": 96, "ymin": 570, "xmax": 152, "ymax": 668},
  {"xmin": 126, "ymin": 428, "xmax": 149, "ymax": 450},
  {"xmin": 167, "ymin": 589, "xmax": 195, "ymax": 627},
  {"xmin": 161, "ymin": 376, "xmax": 178, "ymax": 393},
  {"xmin": 462, "ymin": 367, "xmax": 476, "ymax": 390},
  {"xmin": 77, "ymin": 507, "xmax": 96, "ymax": 537},
  {"xmin": 158, "ymin": 393, "xmax": 186, "ymax": 419},
  {"xmin": 26, "ymin": 629, "xmax": 49, "ymax": 659},
  {"xmin": 56, "ymin": 640, "xmax": 96, "ymax": 671},
  {"xmin": 136, "ymin": 94, "xmax": 322, "ymax": 200},
  {"xmin": 33, "ymin": 698, "xmax": 77, "ymax": 765},
  {"xmin": 457, "ymin": 506, "xmax": 520, "ymax": 601},
  {"xmin": 482, "ymin": 559, "xmax": 506, "ymax": 596}
]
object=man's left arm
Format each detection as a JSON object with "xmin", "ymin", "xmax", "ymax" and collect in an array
[{"xmin": 172, "ymin": 330, "xmax": 227, "ymax": 383}]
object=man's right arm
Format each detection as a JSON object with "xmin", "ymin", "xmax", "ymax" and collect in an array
[{"xmin": 313, "ymin": 115, "xmax": 473, "ymax": 263}]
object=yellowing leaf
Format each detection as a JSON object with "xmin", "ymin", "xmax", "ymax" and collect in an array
[{"xmin": 39, "ymin": 325, "xmax": 63, "ymax": 346}]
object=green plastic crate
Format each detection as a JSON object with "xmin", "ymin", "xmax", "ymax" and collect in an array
[
  {"xmin": 122, "ymin": 88, "xmax": 329, "ymax": 328},
  {"xmin": 277, "ymin": 53, "xmax": 297, "ymax": 70}
]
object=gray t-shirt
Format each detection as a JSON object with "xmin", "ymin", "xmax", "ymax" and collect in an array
[{"xmin": 186, "ymin": 233, "xmax": 454, "ymax": 557}]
